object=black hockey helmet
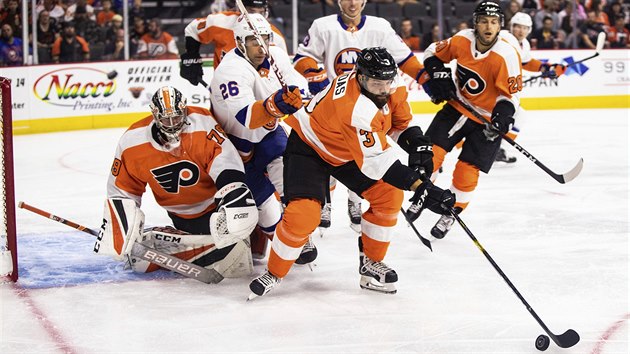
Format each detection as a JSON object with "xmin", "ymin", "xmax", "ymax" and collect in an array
[
  {"xmin": 356, "ymin": 47, "xmax": 397, "ymax": 81},
  {"xmin": 473, "ymin": 1, "xmax": 504, "ymax": 27},
  {"xmin": 242, "ymin": 0, "xmax": 267, "ymax": 8}
]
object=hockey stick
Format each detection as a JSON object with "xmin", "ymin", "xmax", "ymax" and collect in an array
[
  {"xmin": 523, "ymin": 32, "xmax": 605, "ymax": 84},
  {"xmin": 449, "ymin": 208, "xmax": 580, "ymax": 349},
  {"xmin": 235, "ymin": 0, "xmax": 288, "ymax": 91},
  {"xmin": 400, "ymin": 208, "xmax": 432, "ymax": 251},
  {"xmin": 453, "ymin": 98, "xmax": 583, "ymax": 184},
  {"xmin": 17, "ymin": 201, "xmax": 224, "ymax": 284}
]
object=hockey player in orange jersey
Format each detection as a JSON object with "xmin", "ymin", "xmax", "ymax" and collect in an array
[
  {"xmin": 420, "ymin": 2, "xmax": 522, "ymax": 239},
  {"xmin": 292, "ymin": 0, "xmax": 432, "ymax": 236},
  {"xmin": 95, "ymin": 86, "xmax": 259, "ymax": 279},
  {"xmin": 179, "ymin": 0, "xmax": 287, "ymax": 86},
  {"xmin": 247, "ymin": 47, "xmax": 455, "ymax": 299}
]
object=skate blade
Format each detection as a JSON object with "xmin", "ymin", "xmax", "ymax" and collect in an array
[
  {"xmin": 349, "ymin": 223, "xmax": 361, "ymax": 233},
  {"xmin": 247, "ymin": 292, "xmax": 259, "ymax": 301},
  {"xmin": 359, "ymin": 276, "xmax": 397, "ymax": 294}
]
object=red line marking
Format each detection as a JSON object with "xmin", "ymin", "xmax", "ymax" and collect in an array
[
  {"xmin": 12, "ymin": 284, "xmax": 80, "ymax": 354},
  {"xmin": 591, "ymin": 313, "xmax": 630, "ymax": 354}
]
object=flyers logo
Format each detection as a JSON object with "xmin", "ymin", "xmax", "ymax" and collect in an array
[
  {"xmin": 333, "ymin": 48, "xmax": 361, "ymax": 76},
  {"xmin": 151, "ymin": 161, "xmax": 200, "ymax": 193},
  {"xmin": 456, "ymin": 64, "xmax": 486, "ymax": 96}
]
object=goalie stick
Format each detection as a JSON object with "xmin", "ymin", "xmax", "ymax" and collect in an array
[
  {"xmin": 449, "ymin": 208, "xmax": 580, "ymax": 349},
  {"xmin": 17, "ymin": 201, "xmax": 224, "ymax": 284},
  {"xmin": 453, "ymin": 97, "xmax": 583, "ymax": 184},
  {"xmin": 523, "ymin": 32, "xmax": 605, "ymax": 84},
  {"xmin": 235, "ymin": 0, "xmax": 288, "ymax": 91}
]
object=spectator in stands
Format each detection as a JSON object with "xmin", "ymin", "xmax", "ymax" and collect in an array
[
  {"xmin": 399, "ymin": 17, "xmax": 420, "ymax": 51},
  {"xmin": 73, "ymin": 5, "xmax": 103, "ymax": 44},
  {"xmin": 420, "ymin": 23, "xmax": 440, "ymax": 51},
  {"xmin": 137, "ymin": 18, "xmax": 178, "ymax": 59},
  {"xmin": 522, "ymin": 0, "xmax": 541, "ymax": 18},
  {"xmin": 531, "ymin": 15, "xmax": 561, "ymax": 49},
  {"xmin": 128, "ymin": 0, "xmax": 145, "ymax": 25},
  {"xmin": 104, "ymin": 13, "xmax": 123, "ymax": 43},
  {"xmin": 36, "ymin": 10, "xmax": 59, "ymax": 63},
  {"xmin": 453, "ymin": 20, "xmax": 470, "ymax": 35},
  {"xmin": 52, "ymin": 21, "xmax": 90, "ymax": 63},
  {"xmin": 36, "ymin": 0, "xmax": 65, "ymax": 22},
  {"xmin": 0, "ymin": 23, "xmax": 23, "ymax": 66},
  {"xmin": 65, "ymin": 0, "xmax": 96, "ymax": 22},
  {"xmin": 505, "ymin": 0, "xmax": 523, "ymax": 25},
  {"xmin": 592, "ymin": 0, "xmax": 611, "ymax": 27},
  {"xmin": 579, "ymin": 9, "xmax": 606, "ymax": 48},
  {"xmin": 103, "ymin": 27, "xmax": 124, "ymax": 60},
  {"xmin": 535, "ymin": 0, "xmax": 561, "ymax": 32},
  {"xmin": 608, "ymin": 15, "xmax": 630, "ymax": 48},
  {"xmin": 97, "ymin": 0, "xmax": 116, "ymax": 26},
  {"xmin": 605, "ymin": 1, "xmax": 626, "ymax": 25},
  {"xmin": 0, "ymin": 0, "xmax": 21, "ymax": 34},
  {"xmin": 130, "ymin": 16, "xmax": 145, "ymax": 58}
]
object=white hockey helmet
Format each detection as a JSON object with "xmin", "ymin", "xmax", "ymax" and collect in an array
[
  {"xmin": 150, "ymin": 86, "xmax": 188, "ymax": 144},
  {"xmin": 234, "ymin": 13, "xmax": 272, "ymax": 46},
  {"xmin": 510, "ymin": 12, "xmax": 533, "ymax": 34}
]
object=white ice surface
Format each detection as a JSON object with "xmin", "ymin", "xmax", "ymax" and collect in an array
[{"xmin": 1, "ymin": 109, "xmax": 628, "ymax": 353}]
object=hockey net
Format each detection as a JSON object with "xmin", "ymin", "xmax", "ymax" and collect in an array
[{"xmin": 1, "ymin": 76, "xmax": 17, "ymax": 282}]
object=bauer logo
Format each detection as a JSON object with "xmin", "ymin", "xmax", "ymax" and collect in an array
[{"xmin": 33, "ymin": 67, "xmax": 117, "ymax": 107}]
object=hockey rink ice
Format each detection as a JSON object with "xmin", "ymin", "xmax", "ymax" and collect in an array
[{"xmin": 2, "ymin": 108, "xmax": 628, "ymax": 353}]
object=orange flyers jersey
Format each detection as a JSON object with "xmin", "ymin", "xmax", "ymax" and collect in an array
[
  {"xmin": 425, "ymin": 29, "xmax": 522, "ymax": 122},
  {"xmin": 137, "ymin": 32, "xmax": 179, "ymax": 59},
  {"xmin": 285, "ymin": 72, "xmax": 414, "ymax": 181},
  {"xmin": 107, "ymin": 107, "xmax": 245, "ymax": 219},
  {"xmin": 184, "ymin": 11, "xmax": 287, "ymax": 68}
]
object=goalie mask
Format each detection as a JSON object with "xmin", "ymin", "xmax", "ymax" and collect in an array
[
  {"xmin": 234, "ymin": 13, "xmax": 273, "ymax": 67},
  {"xmin": 356, "ymin": 47, "xmax": 398, "ymax": 109},
  {"xmin": 150, "ymin": 86, "xmax": 188, "ymax": 146}
]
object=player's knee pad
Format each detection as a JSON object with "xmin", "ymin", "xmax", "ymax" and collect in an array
[
  {"xmin": 432, "ymin": 145, "xmax": 447, "ymax": 175},
  {"xmin": 453, "ymin": 160, "xmax": 480, "ymax": 192},
  {"xmin": 94, "ymin": 198, "xmax": 144, "ymax": 261},
  {"xmin": 283, "ymin": 198, "xmax": 321, "ymax": 237},
  {"xmin": 257, "ymin": 195, "xmax": 282, "ymax": 232}
]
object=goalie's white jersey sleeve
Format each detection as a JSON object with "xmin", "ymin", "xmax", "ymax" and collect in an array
[
  {"xmin": 295, "ymin": 15, "xmax": 416, "ymax": 79},
  {"xmin": 210, "ymin": 47, "xmax": 307, "ymax": 160}
]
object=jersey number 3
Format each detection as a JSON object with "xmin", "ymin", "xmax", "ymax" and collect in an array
[{"xmin": 359, "ymin": 129, "xmax": 375, "ymax": 148}]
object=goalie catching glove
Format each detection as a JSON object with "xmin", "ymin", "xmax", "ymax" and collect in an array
[
  {"xmin": 210, "ymin": 182, "xmax": 258, "ymax": 249},
  {"xmin": 406, "ymin": 180, "xmax": 455, "ymax": 221}
]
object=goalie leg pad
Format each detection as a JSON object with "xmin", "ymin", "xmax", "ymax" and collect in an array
[{"xmin": 94, "ymin": 198, "xmax": 144, "ymax": 261}]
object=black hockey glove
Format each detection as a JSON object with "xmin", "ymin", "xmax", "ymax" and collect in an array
[
  {"xmin": 422, "ymin": 56, "xmax": 456, "ymax": 104},
  {"xmin": 406, "ymin": 180, "xmax": 456, "ymax": 221},
  {"xmin": 398, "ymin": 126, "xmax": 434, "ymax": 179},
  {"xmin": 180, "ymin": 52, "xmax": 204, "ymax": 86},
  {"xmin": 539, "ymin": 62, "xmax": 566, "ymax": 79},
  {"xmin": 483, "ymin": 100, "xmax": 515, "ymax": 141}
]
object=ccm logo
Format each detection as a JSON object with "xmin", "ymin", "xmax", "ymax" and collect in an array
[
  {"xmin": 144, "ymin": 250, "xmax": 201, "ymax": 277},
  {"xmin": 233, "ymin": 213, "xmax": 249, "ymax": 219}
]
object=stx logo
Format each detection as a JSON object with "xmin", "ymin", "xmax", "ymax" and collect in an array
[
  {"xmin": 456, "ymin": 65, "xmax": 486, "ymax": 95},
  {"xmin": 151, "ymin": 161, "xmax": 200, "ymax": 193}
]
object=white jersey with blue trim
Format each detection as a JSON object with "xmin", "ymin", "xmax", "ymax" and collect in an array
[
  {"xmin": 295, "ymin": 14, "xmax": 415, "ymax": 79},
  {"xmin": 210, "ymin": 46, "xmax": 307, "ymax": 159}
]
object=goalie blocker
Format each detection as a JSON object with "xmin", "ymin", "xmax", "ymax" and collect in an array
[{"xmin": 95, "ymin": 185, "xmax": 258, "ymax": 278}]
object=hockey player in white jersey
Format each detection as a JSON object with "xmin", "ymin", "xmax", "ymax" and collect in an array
[
  {"xmin": 210, "ymin": 13, "xmax": 310, "ymax": 262},
  {"xmin": 494, "ymin": 12, "xmax": 566, "ymax": 163},
  {"xmin": 293, "ymin": 0, "xmax": 432, "ymax": 236}
]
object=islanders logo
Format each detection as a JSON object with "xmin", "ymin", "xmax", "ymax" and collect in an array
[
  {"xmin": 33, "ymin": 67, "xmax": 117, "ymax": 107},
  {"xmin": 333, "ymin": 47, "xmax": 361, "ymax": 76}
]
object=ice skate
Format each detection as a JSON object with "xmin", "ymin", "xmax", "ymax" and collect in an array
[
  {"xmin": 358, "ymin": 237, "xmax": 397, "ymax": 294},
  {"xmin": 495, "ymin": 147, "xmax": 517, "ymax": 163},
  {"xmin": 295, "ymin": 235, "xmax": 317, "ymax": 269},
  {"xmin": 318, "ymin": 202, "xmax": 331, "ymax": 234},
  {"xmin": 431, "ymin": 214, "xmax": 455, "ymax": 239},
  {"xmin": 347, "ymin": 200, "xmax": 362, "ymax": 233},
  {"xmin": 248, "ymin": 270, "xmax": 281, "ymax": 300}
]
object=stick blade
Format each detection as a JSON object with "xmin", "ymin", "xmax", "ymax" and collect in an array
[
  {"xmin": 560, "ymin": 158, "xmax": 584, "ymax": 184},
  {"xmin": 552, "ymin": 329, "xmax": 580, "ymax": 348}
]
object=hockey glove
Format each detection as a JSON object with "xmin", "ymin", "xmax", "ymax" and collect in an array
[
  {"xmin": 398, "ymin": 126, "xmax": 434, "ymax": 179},
  {"xmin": 483, "ymin": 101, "xmax": 515, "ymax": 141},
  {"xmin": 423, "ymin": 56, "xmax": 457, "ymax": 104},
  {"xmin": 264, "ymin": 86, "xmax": 303, "ymax": 118},
  {"xmin": 303, "ymin": 67, "xmax": 330, "ymax": 95},
  {"xmin": 540, "ymin": 63, "xmax": 566, "ymax": 79},
  {"xmin": 180, "ymin": 52, "xmax": 204, "ymax": 86},
  {"xmin": 210, "ymin": 182, "xmax": 258, "ymax": 248},
  {"xmin": 406, "ymin": 180, "xmax": 456, "ymax": 221}
]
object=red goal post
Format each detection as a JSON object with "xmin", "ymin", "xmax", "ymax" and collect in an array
[{"xmin": 1, "ymin": 76, "xmax": 18, "ymax": 282}]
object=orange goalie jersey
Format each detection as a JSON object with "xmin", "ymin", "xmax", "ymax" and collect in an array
[
  {"xmin": 107, "ymin": 106, "xmax": 245, "ymax": 219},
  {"xmin": 425, "ymin": 29, "xmax": 522, "ymax": 123},
  {"xmin": 285, "ymin": 72, "xmax": 414, "ymax": 181},
  {"xmin": 184, "ymin": 11, "xmax": 287, "ymax": 68}
]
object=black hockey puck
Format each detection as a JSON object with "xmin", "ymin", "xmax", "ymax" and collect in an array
[
  {"xmin": 107, "ymin": 70, "xmax": 118, "ymax": 80},
  {"xmin": 535, "ymin": 334, "xmax": 550, "ymax": 351}
]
